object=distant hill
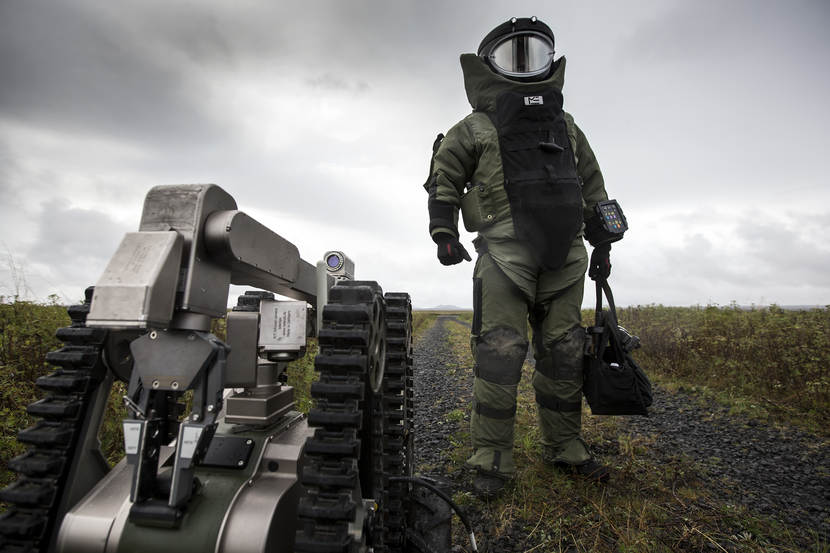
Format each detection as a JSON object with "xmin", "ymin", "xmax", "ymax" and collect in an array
[
  {"xmin": 413, "ymin": 304, "xmax": 825, "ymax": 312},
  {"xmin": 703, "ymin": 304, "xmax": 826, "ymax": 311},
  {"xmin": 415, "ymin": 304, "xmax": 472, "ymax": 311}
]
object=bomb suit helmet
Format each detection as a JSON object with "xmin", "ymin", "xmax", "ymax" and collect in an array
[{"xmin": 477, "ymin": 16, "xmax": 555, "ymax": 82}]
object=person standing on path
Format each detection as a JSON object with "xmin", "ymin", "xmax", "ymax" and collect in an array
[{"xmin": 424, "ymin": 16, "xmax": 624, "ymax": 497}]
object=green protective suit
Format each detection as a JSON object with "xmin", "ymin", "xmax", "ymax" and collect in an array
[{"xmin": 425, "ymin": 54, "xmax": 612, "ymax": 476}]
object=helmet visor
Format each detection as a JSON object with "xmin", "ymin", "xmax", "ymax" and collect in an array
[{"xmin": 486, "ymin": 32, "xmax": 554, "ymax": 78}]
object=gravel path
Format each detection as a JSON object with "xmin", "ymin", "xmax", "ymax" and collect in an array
[
  {"xmin": 412, "ymin": 315, "xmax": 542, "ymax": 553},
  {"xmin": 413, "ymin": 316, "xmax": 473, "ymax": 479},
  {"xmin": 412, "ymin": 315, "xmax": 830, "ymax": 551},
  {"xmin": 622, "ymin": 386, "xmax": 830, "ymax": 538}
]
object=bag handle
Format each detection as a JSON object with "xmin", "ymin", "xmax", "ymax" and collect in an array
[
  {"xmin": 593, "ymin": 277, "xmax": 627, "ymax": 363},
  {"xmin": 594, "ymin": 277, "xmax": 619, "ymax": 328}
]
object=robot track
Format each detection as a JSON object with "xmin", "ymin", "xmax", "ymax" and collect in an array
[
  {"xmin": 0, "ymin": 288, "xmax": 110, "ymax": 553},
  {"xmin": 294, "ymin": 283, "xmax": 413, "ymax": 553},
  {"xmin": 379, "ymin": 293, "xmax": 414, "ymax": 553}
]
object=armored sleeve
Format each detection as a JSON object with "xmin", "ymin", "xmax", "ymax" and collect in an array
[
  {"xmin": 573, "ymin": 122, "xmax": 612, "ymax": 246},
  {"xmin": 424, "ymin": 120, "xmax": 477, "ymax": 241}
]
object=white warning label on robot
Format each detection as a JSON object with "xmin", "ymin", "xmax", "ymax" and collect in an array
[
  {"xmin": 123, "ymin": 421, "xmax": 143, "ymax": 455},
  {"xmin": 179, "ymin": 425, "xmax": 204, "ymax": 460},
  {"xmin": 523, "ymin": 96, "xmax": 544, "ymax": 105},
  {"xmin": 259, "ymin": 300, "xmax": 307, "ymax": 350}
]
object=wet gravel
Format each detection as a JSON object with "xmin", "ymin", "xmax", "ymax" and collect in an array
[
  {"xmin": 413, "ymin": 316, "xmax": 538, "ymax": 552},
  {"xmin": 412, "ymin": 315, "xmax": 830, "ymax": 551},
  {"xmin": 623, "ymin": 386, "xmax": 830, "ymax": 538},
  {"xmin": 413, "ymin": 316, "xmax": 473, "ymax": 479}
]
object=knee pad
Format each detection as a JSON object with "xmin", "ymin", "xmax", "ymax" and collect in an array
[
  {"xmin": 536, "ymin": 326, "xmax": 585, "ymax": 381},
  {"xmin": 473, "ymin": 398, "xmax": 517, "ymax": 420},
  {"xmin": 474, "ymin": 327, "xmax": 528, "ymax": 385}
]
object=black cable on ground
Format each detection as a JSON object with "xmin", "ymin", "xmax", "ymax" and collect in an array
[{"xmin": 389, "ymin": 476, "xmax": 478, "ymax": 553}]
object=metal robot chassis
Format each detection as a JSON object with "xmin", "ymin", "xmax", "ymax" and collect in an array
[{"xmin": 0, "ymin": 184, "xmax": 445, "ymax": 553}]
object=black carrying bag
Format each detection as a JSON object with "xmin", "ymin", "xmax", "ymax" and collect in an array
[{"xmin": 583, "ymin": 279, "xmax": 653, "ymax": 416}]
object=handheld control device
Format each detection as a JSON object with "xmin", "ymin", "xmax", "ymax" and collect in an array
[
  {"xmin": 595, "ymin": 200, "xmax": 628, "ymax": 237},
  {"xmin": 585, "ymin": 199, "xmax": 628, "ymax": 245}
]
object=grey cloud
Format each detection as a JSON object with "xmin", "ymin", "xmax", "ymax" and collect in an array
[
  {"xmin": 621, "ymin": 209, "xmax": 830, "ymax": 305},
  {"xmin": 26, "ymin": 199, "xmax": 128, "ymax": 288},
  {"xmin": 599, "ymin": 0, "xmax": 830, "ymax": 197},
  {"xmin": 2, "ymin": 0, "xmax": 828, "ymax": 308},
  {"xmin": 734, "ymin": 213, "xmax": 830, "ymax": 287},
  {"xmin": 0, "ymin": 0, "xmax": 462, "ymax": 154},
  {"xmin": 0, "ymin": 195, "xmax": 129, "ymax": 302},
  {"xmin": 660, "ymin": 232, "xmax": 750, "ymax": 287},
  {"xmin": 0, "ymin": 141, "xmax": 18, "ymax": 191},
  {"xmin": 0, "ymin": 2, "xmax": 234, "ymax": 148},
  {"xmin": 137, "ymin": 8, "xmax": 235, "ymax": 68},
  {"xmin": 621, "ymin": 0, "xmax": 830, "ymax": 64},
  {"xmin": 305, "ymin": 73, "xmax": 370, "ymax": 93}
]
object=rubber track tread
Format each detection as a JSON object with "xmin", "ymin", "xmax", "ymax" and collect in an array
[
  {"xmin": 307, "ymin": 406, "xmax": 362, "ymax": 429},
  {"xmin": 297, "ymin": 492, "xmax": 356, "ymax": 521},
  {"xmin": 43, "ymin": 348, "xmax": 99, "ymax": 369},
  {"xmin": 314, "ymin": 354, "xmax": 368, "ymax": 371},
  {"xmin": 321, "ymin": 303, "xmax": 372, "ymax": 323},
  {"xmin": 54, "ymin": 326, "xmax": 108, "ymax": 345},
  {"xmin": 296, "ymin": 281, "xmax": 385, "ymax": 553},
  {"xmin": 26, "ymin": 397, "xmax": 82, "ymax": 419},
  {"xmin": 303, "ymin": 430, "xmax": 360, "ymax": 457},
  {"xmin": 0, "ymin": 480, "xmax": 56, "ymax": 508},
  {"xmin": 380, "ymin": 293, "xmax": 413, "ymax": 553},
  {"xmin": 34, "ymin": 370, "xmax": 91, "ymax": 394},
  {"xmin": 0, "ymin": 511, "xmax": 45, "ymax": 540},
  {"xmin": 7, "ymin": 452, "xmax": 64, "ymax": 478},
  {"xmin": 0, "ymin": 290, "xmax": 108, "ymax": 553},
  {"xmin": 16, "ymin": 422, "xmax": 74, "ymax": 448},
  {"xmin": 311, "ymin": 377, "xmax": 364, "ymax": 401}
]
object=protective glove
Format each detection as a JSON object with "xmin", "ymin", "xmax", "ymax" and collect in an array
[
  {"xmin": 588, "ymin": 244, "xmax": 611, "ymax": 281},
  {"xmin": 435, "ymin": 233, "xmax": 472, "ymax": 266}
]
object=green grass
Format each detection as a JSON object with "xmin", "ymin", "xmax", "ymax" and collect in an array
[
  {"xmin": 412, "ymin": 310, "xmax": 472, "ymax": 341},
  {"xmin": 597, "ymin": 305, "xmax": 830, "ymax": 435},
  {"xmin": 412, "ymin": 311, "xmax": 437, "ymax": 340},
  {"xmin": 285, "ymin": 340, "xmax": 318, "ymax": 414},
  {"xmin": 2, "ymin": 300, "xmax": 827, "ymax": 552},
  {"xmin": 0, "ymin": 299, "xmax": 70, "ymax": 489},
  {"xmin": 416, "ymin": 305, "xmax": 829, "ymax": 433},
  {"xmin": 431, "ymin": 314, "xmax": 827, "ymax": 553}
]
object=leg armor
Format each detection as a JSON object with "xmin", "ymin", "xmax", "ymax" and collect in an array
[
  {"xmin": 466, "ymin": 253, "xmax": 529, "ymax": 475},
  {"xmin": 531, "ymin": 270, "xmax": 591, "ymax": 465},
  {"xmin": 533, "ymin": 326, "xmax": 590, "ymax": 464}
]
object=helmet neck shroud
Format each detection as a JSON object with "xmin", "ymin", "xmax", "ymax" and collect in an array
[{"xmin": 459, "ymin": 53, "xmax": 566, "ymax": 114}]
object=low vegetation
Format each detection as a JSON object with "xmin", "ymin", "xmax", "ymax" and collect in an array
[
  {"xmin": 416, "ymin": 304, "xmax": 829, "ymax": 434},
  {"xmin": 0, "ymin": 298, "xmax": 70, "ymax": 490},
  {"xmin": 609, "ymin": 304, "xmax": 830, "ymax": 434},
  {"xmin": 439, "ymin": 315, "xmax": 826, "ymax": 553},
  {"xmin": 1, "ymin": 299, "xmax": 827, "ymax": 551},
  {"xmin": 413, "ymin": 310, "xmax": 472, "ymax": 340}
]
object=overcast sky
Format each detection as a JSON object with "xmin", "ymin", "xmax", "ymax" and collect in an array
[{"xmin": 1, "ymin": 0, "xmax": 828, "ymax": 309}]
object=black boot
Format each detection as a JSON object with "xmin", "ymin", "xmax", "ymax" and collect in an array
[
  {"xmin": 472, "ymin": 470, "xmax": 509, "ymax": 499},
  {"xmin": 553, "ymin": 458, "xmax": 610, "ymax": 484}
]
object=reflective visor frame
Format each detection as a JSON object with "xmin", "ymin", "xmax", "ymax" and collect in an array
[{"xmin": 483, "ymin": 31, "xmax": 554, "ymax": 79}]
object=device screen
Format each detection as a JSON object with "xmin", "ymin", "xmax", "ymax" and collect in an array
[{"xmin": 597, "ymin": 200, "xmax": 627, "ymax": 234}]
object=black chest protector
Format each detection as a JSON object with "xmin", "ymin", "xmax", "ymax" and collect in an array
[{"xmin": 488, "ymin": 88, "xmax": 583, "ymax": 271}]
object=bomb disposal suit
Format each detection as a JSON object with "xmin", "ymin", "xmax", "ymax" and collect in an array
[{"xmin": 424, "ymin": 17, "xmax": 622, "ymax": 489}]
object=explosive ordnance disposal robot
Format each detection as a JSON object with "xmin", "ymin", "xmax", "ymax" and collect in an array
[{"xmin": 0, "ymin": 184, "xmax": 463, "ymax": 553}]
